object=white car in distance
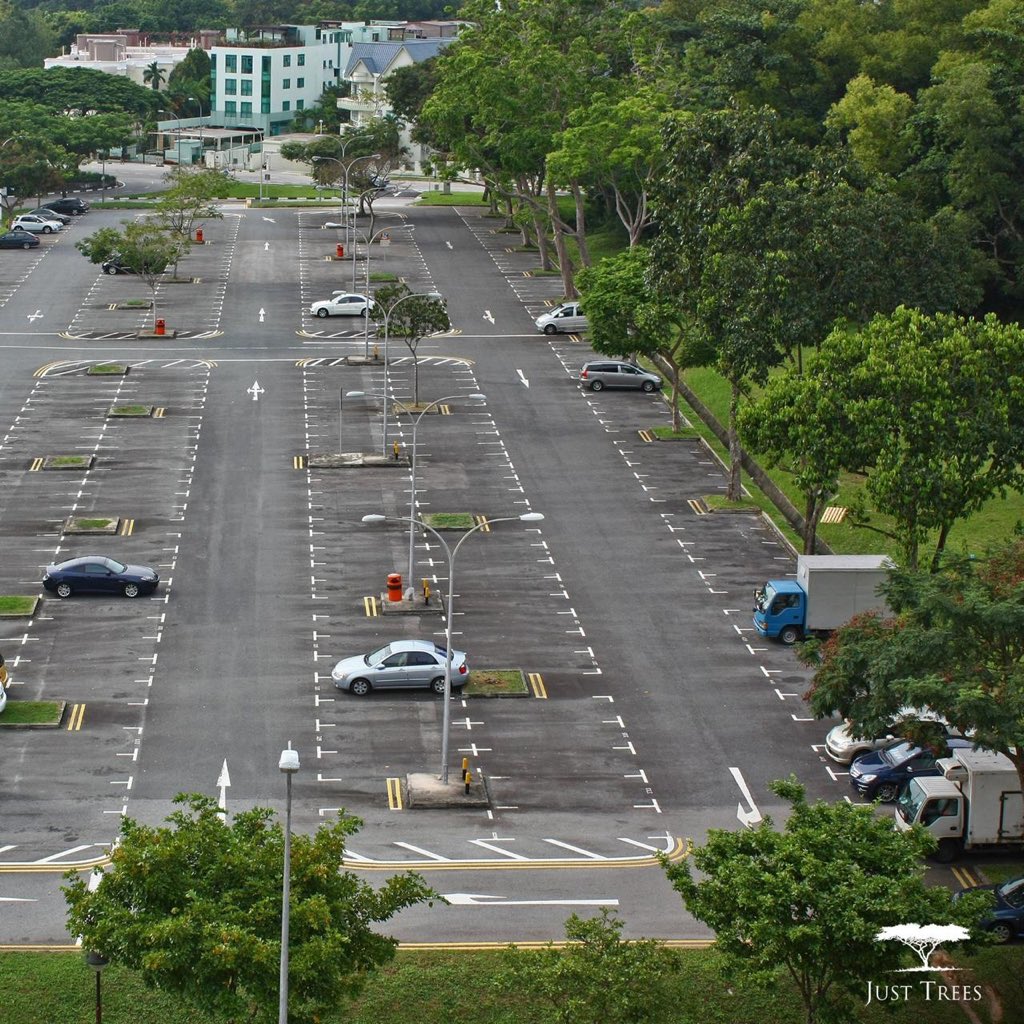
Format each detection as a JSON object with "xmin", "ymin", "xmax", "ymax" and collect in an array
[
  {"xmin": 12, "ymin": 214, "xmax": 64, "ymax": 234},
  {"xmin": 309, "ymin": 293, "xmax": 375, "ymax": 318}
]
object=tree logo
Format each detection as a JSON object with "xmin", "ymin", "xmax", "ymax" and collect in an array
[{"xmin": 875, "ymin": 924, "xmax": 971, "ymax": 971}]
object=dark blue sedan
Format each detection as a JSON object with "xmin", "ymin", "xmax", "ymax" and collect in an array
[
  {"xmin": 849, "ymin": 738, "xmax": 974, "ymax": 802},
  {"xmin": 0, "ymin": 229, "xmax": 40, "ymax": 250},
  {"xmin": 957, "ymin": 876, "xmax": 1024, "ymax": 943},
  {"xmin": 43, "ymin": 556, "xmax": 159, "ymax": 599}
]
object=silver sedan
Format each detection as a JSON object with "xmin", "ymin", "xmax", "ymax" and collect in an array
[{"xmin": 331, "ymin": 639, "xmax": 469, "ymax": 696}]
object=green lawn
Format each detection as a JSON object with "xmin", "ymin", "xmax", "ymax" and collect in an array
[
  {"xmin": 1, "ymin": 947, "xmax": 1020, "ymax": 1024},
  {"xmin": 0, "ymin": 700, "xmax": 63, "ymax": 725}
]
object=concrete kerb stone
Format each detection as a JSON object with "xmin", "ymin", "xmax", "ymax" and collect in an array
[
  {"xmin": 405, "ymin": 771, "xmax": 490, "ymax": 809},
  {"xmin": 308, "ymin": 453, "xmax": 409, "ymax": 469},
  {"xmin": 379, "ymin": 594, "xmax": 439, "ymax": 616}
]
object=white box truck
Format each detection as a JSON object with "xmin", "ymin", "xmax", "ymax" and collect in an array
[
  {"xmin": 753, "ymin": 554, "xmax": 893, "ymax": 645},
  {"xmin": 894, "ymin": 748, "xmax": 1024, "ymax": 862}
]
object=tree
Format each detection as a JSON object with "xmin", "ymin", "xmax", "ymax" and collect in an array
[
  {"xmin": 372, "ymin": 283, "xmax": 450, "ymax": 406},
  {"xmin": 495, "ymin": 909, "xmax": 677, "ymax": 1024},
  {"xmin": 0, "ymin": 130, "xmax": 63, "ymax": 225},
  {"xmin": 142, "ymin": 61, "xmax": 166, "ymax": 91},
  {"xmin": 0, "ymin": 67, "xmax": 157, "ymax": 121},
  {"xmin": 804, "ymin": 539, "xmax": 1024, "ymax": 798},
  {"xmin": 664, "ymin": 777, "xmax": 983, "ymax": 1024},
  {"xmin": 154, "ymin": 166, "xmax": 225, "ymax": 275},
  {"xmin": 77, "ymin": 220, "xmax": 186, "ymax": 328},
  {"xmin": 816, "ymin": 308, "xmax": 1024, "ymax": 568},
  {"xmin": 64, "ymin": 794, "xmax": 434, "ymax": 1024},
  {"xmin": 166, "ymin": 48, "xmax": 211, "ymax": 112}
]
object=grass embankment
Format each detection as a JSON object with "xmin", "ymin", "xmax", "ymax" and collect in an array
[{"xmin": 1, "ymin": 947, "xmax": 1021, "ymax": 1024}]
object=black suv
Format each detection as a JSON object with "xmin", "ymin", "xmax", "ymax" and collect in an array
[{"xmin": 43, "ymin": 197, "xmax": 89, "ymax": 216}]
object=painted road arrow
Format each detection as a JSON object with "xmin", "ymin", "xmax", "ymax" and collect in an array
[
  {"xmin": 729, "ymin": 766, "xmax": 763, "ymax": 827},
  {"xmin": 441, "ymin": 894, "xmax": 619, "ymax": 907},
  {"xmin": 258, "ymin": 308, "xmax": 266, "ymax": 323},
  {"xmin": 217, "ymin": 759, "xmax": 231, "ymax": 817},
  {"xmin": 516, "ymin": 368, "xmax": 530, "ymax": 388},
  {"xmin": 247, "ymin": 381, "xmax": 265, "ymax": 401}
]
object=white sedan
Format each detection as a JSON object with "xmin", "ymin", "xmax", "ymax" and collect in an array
[
  {"xmin": 11, "ymin": 214, "xmax": 64, "ymax": 234},
  {"xmin": 309, "ymin": 293, "xmax": 375, "ymax": 318}
]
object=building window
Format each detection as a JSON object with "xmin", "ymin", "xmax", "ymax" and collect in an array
[
  {"xmin": 297, "ymin": 53, "xmax": 305, "ymax": 66},
  {"xmin": 283, "ymin": 54, "xmax": 291, "ymax": 67},
  {"xmin": 261, "ymin": 95, "xmax": 270, "ymax": 113},
  {"xmin": 296, "ymin": 99, "xmax": 304, "ymax": 110},
  {"xmin": 225, "ymin": 100, "xmax": 237, "ymax": 114},
  {"xmin": 240, "ymin": 102, "xmax": 252, "ymax": 115},
  {"xmin": 282, "ymin": 100, "xmax": 290, "ymax": 111},
  {"xmin": 224, "ymin": 78, "xmax": 237, "ymax": 95},
  {"xmin": 241, "ymin": 79, "xmax": 252, "ymax": 96},
  {"xmin": 283, "ymin": 79, "xmax": 290, "ymax": 89},
  {"xmin": 296, "ymin": 77, "xmax": 304, "ymax": 88},
  {"xmin": 225, "ymin": 54, "xmax": 237, "ymax": 72},
  {"xmin": 241, "ymin": 55, "xmax": 253, "ymax": 74}
]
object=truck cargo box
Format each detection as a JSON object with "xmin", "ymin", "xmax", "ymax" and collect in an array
[
  {"xmin": 797, "ymin": 555, "xmax": 892, "ymax": 632},
  {"xmin": 943, "ymin": 748, "xmax": 1024, "ymax": 847}
]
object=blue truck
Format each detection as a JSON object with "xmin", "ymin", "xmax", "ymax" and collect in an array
[{"xmin": 753, "ymin": 555, "xmax": 892, "ymax": 645}]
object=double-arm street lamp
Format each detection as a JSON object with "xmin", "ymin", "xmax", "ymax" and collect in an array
[
  {"xmin": 375, "ymin": 290, "xmax": 444, "ymax": 457},
  {"xmin": 312, "ymin": 148, "xmax": 380, "ymax": 253},
  {"xmin": 362, "ymin": 512, "xmax": 544, "ymax": 783},
  {"xmin": 399, "ymin": 393, "xmax": 486, "ymax": 598},
  {"xmin": 354, "ymin": 221, "xmax": 414, "ymax": 357}
]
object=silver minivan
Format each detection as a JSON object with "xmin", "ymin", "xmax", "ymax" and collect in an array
[
  {"xmin": 579, "ymin": 360, "xmax": 662, "ymax": 393},
  {"xmin": 535, "ymin": 302, "xmax": 588, "ymax": 335}
]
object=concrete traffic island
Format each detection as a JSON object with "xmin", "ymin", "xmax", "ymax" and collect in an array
[
  {"xmin": 405, "ymin": 771, "xmax": 490, "ymax": 809},
  {"xmin": 343, "ymin": 354, "xmax": 384, "ymax": 366},
  {"xmin": 378, "ymin": 591, "xmax": 438, "ymax": 615},
  {"xmin": 308, "ymin": 452, "xmax": 410, "ymax": 469}
]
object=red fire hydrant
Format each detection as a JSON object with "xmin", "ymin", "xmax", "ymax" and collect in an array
[
  {"xmin": 195, "ymin": 227, "xmax": 204, "ymax": 243},
  {"xmin": 336, "ymin": 243, "xmax": 344, "ymax": 259},
  {"xmin": 386, "ymin": 573, "xmax": 402, "ymax": 602},
  {"xmin": 154, "ymin": 318, "xmax": 166, "ymax": 336}
]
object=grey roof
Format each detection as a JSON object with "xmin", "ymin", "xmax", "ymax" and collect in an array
[{"xmin": 344, "ymin": 38, "xmax": 452, "ymax": 77}]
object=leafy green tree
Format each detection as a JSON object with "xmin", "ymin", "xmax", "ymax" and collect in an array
[
  {"xmin": 665, "ymin": 777, "xmax": 985, "ymax": 1024},
  {"xmin": 826, "ymin": 74, "xmax": 916, "ymax": 177},
  {"xmin": 153, "ymin": 166, "xmax": 224, "ymax": 276},
  {"xmin": 75, "ymin": 226, "xmax": 125, "ymax": 265},
  {"xmin": 0, "ymin": 3, "xmax": 57, "ymax": 71},
  {"xmin": 816, "ymin": 308, "xmax": 1024, "ymax": 568},
  {"xmin": 166, "ymin": 48, "xmax": 211, "ymax": 112},
  {"xmin": 496, "ymin": 909, "xmax": 677, "ymax": 1024},
  {"xmin": 804, "ymin": 540, "xmax": 1024, "ymax": 798},
  {"xmin": 0, "ymin": 131, "xmax": 63, "ymax": 225},
  {"xmin": 372, "ymin": 283, "xmax": 450, "ymax": 405},
  {"xmin": 142, "ymin": 62, "xmax": 165, "ymax": 90},
  {"xmin": 65, "ymin": 794, "xmax": 434, "ymax": 1024},
  {"xmin": 0, "ymin": 66, "xmax": 157, "ymax": 120}
]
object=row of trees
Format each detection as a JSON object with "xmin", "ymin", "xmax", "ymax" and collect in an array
[{"xmin": 65, "ymin": 780, "xmax": 1000, "ymax": 1024}]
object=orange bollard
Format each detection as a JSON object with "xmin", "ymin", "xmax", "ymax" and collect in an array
[
  {"xmin": 336, "ymin": 243, "xmax": 344, "ymax": 258},
  {"xmin": 154, "ymin": 318, "xmax": 165, "ymax": 336},
  {"xmin": 195, "ymin": 227, "xmax": 204, "ymax": 243},
  {"xmin": 386, "ymin": 573, "xmax": 402, "ymax": 602}
]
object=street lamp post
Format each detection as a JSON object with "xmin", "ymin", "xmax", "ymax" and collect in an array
[
  {"xmin": 376, "ymin": 291, "xmax": 444, "ymax": 458},
  {"xmin": 312, "ymin": 149, "xmax": 379, "ymax": 254},
  {"xmin": 278, "ymin": 743, "xmax": 300, "ymax": 1024},
  {"xmin": 353, "ymin": 222, "xmax": 413, "ymax": 359},
  {"xmin": 362, "ymin": 512, "xmax": 544, "ymax": 783},
  {"xmin": 341, "ymin": 389, "xmax": 386, "ymax": 456},
  {"xmin": 400, "ymin": 393, "xmax": 486, "ymax": 598},
  {"xmin": 188, "ymin": 96, "xmax": 205, "ymax": 163}
]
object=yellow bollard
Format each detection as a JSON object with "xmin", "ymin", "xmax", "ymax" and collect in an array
[
  {"xmin": 393, "ymin": 440, "xmax": 401, "ymax": 461},
  {"xmin": 464, "ymin": 769, "xmax": 472, "ymax": 795},
  {"xmin": 422, "ymin": 578, "xmax": 431, "ymax": 604}
]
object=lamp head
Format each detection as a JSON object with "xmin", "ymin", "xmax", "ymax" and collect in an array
[
  {"xmin": 519, "ymin": 513, "xmax": 544, "ymax": 522},
  {"xmin": 345, "ymin": 390, "xmax": 366, "ymax": 398},
  {"xmin": 362, "ymin": 514, "xmax": 386, "ymax": 524},
  {"xmin": 278, "ymin": 744, "xmax": 300, "ymax": 774},
  {"xmin": 468, "ymin": 393, "xmax": 486, "ymax": 400}
]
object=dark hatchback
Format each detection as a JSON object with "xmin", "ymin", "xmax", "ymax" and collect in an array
[
  {"xmin": 955, "ymin": 876, "xmax": 1024, "ymax": 944},
  {"xmin": 0, "ymin": 229, "xmax": 40, "ymax": 250},
  {"xmin": 849, "ymin": 737, "xmax": 974, "ymax": 802},
  {"xmin": 43, "ymin": 197, "xmax": 89, "ymax": 216},
  {"xmin": 43, "ymin": 556, "xmax": 160, "ymax": 598}
]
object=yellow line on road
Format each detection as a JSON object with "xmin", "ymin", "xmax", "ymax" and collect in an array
[
  {"xmin": 439, "ymin": 404, "xmax": 451, "ymax": 415},
  {"xmin": 951, "ymin": 865, "xmax": 978, "ymax": 888},
  {"xmin": 293, "ymin": 455, "xmax": 306, "ymax": 469},
  {"xmin": 473, "ymin": 515, "xmax": 490, "ymax": 532},
  {"xmin": 638, "ymin": 429, "xmax": 655, "ymax": 443},
  {"xmin": 528, "ymin": 672, "xmax": 547, "ymax": 699},
  {"xmin": 29, "ymin": 458, "xmax": 43, "ymax": 472},
  {"xmin": 153, "ymin": 407, "xmax": 165, "ymax": 418},
  {"xmin": 66, "ymin": 703, "xmax": 85, "ymax": 731},
  {"xmin": 386, "ymin": 777, "xmax": 403, "ymax": 810},
  {"xmin": 363, "ymin": 595, "xmax": 378, "ymax": 617},
  {"xmin": 119, "ymin": 519, "xmax": 134, "ymax": 536}
]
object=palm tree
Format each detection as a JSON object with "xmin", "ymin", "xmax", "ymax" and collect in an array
[{"xmin": 143, "ymin": 62, "xmax": 166, "ymax": 91}]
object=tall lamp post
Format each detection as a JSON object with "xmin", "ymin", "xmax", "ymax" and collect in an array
[
  {"xmin": 375, "ymin": 290, "xmax": 444, "ymax": 457},
  {"xmin": 363, "ymin": 512, "xmax": 544, "ymax": 782},
  {"xmin": 278, "ymin": 743, "xmax": 300, "ymax": 1024},
  {"xmin": 354, "ymin": 222, "xmax": 414, "ymax": 358},
  {"xmin": 341, "ymin": 388, "xmax": 386, "ymax": 456},
  {"xmin": 312, "ymin": 149, "xmax": 379, "ymax": 253},
  {"xmin": 188, "ymin": 96, "xmax": 205, "ymax": 162},
  {"xmin": 399, "ymin": 392, "xmax": 486, "ymax": 597}
]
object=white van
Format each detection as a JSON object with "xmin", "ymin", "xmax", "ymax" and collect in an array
[{"xmin": 535, "ymin": 302, "xmax": 588, "ymax": 335}]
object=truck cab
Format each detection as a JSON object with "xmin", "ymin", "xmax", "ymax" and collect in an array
[
  {"xmin": 753, "ymin": 580, "xmax": 806, "ymax": 645},
  {"xmin": 895, "ymin": 777, "xmax": 965, "ymax": 862}
]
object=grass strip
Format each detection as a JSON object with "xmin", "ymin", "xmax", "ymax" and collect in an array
[{"xmin": 0, "ymin": 701, "xmax": 63, "ymax": 725}]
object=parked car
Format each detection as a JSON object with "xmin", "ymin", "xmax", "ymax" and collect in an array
[
  {"xmin": 28, "ymin": 206, "xmax": 72, "ymax": 224},
  {"xmin": 101, "ymin": 254, "xmax": 136, "ymax": 275},
  {"xmin": 849, "ymin": 737, "xmax": 974, "ymax": 802},
  {"xmin": 0, "ymin": 230, "xmax": 40, "ymax": 250},
  {"xmin": 310, "ymin": 293, "xmax": 375, "ymax": 318},
  {"xmin": 11, "ymin": 214, "xmax": 63, "ymax": 234},
  {"xmin": 42, "ymin": 556, "xmax": 160, "ymax": 599},
  {"xmin": 955, "ymin": 876, "xmax": 1024, "ymax": 944},
  {"xmin": 579, "ymin": 360, "xmax": 662, "ymax": 393},
  {"xmin": 331, "ymin": 639, "xmax": 469, "ymax": 696},
  {"xmin": 535, "ymin": 301, "xmax": 587, "ymax": 335},
  {"xmin": 824, "ymin": 708, "xmax": 959, "ymax": 765},
  {"xmin": 43, "ymin": 197, "xmax": 89, "ymax": 216}
]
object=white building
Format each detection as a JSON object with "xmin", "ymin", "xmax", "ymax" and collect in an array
[{"xmin": 44, "ymin": 32, "xmax": 206, "ymax": 88}]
